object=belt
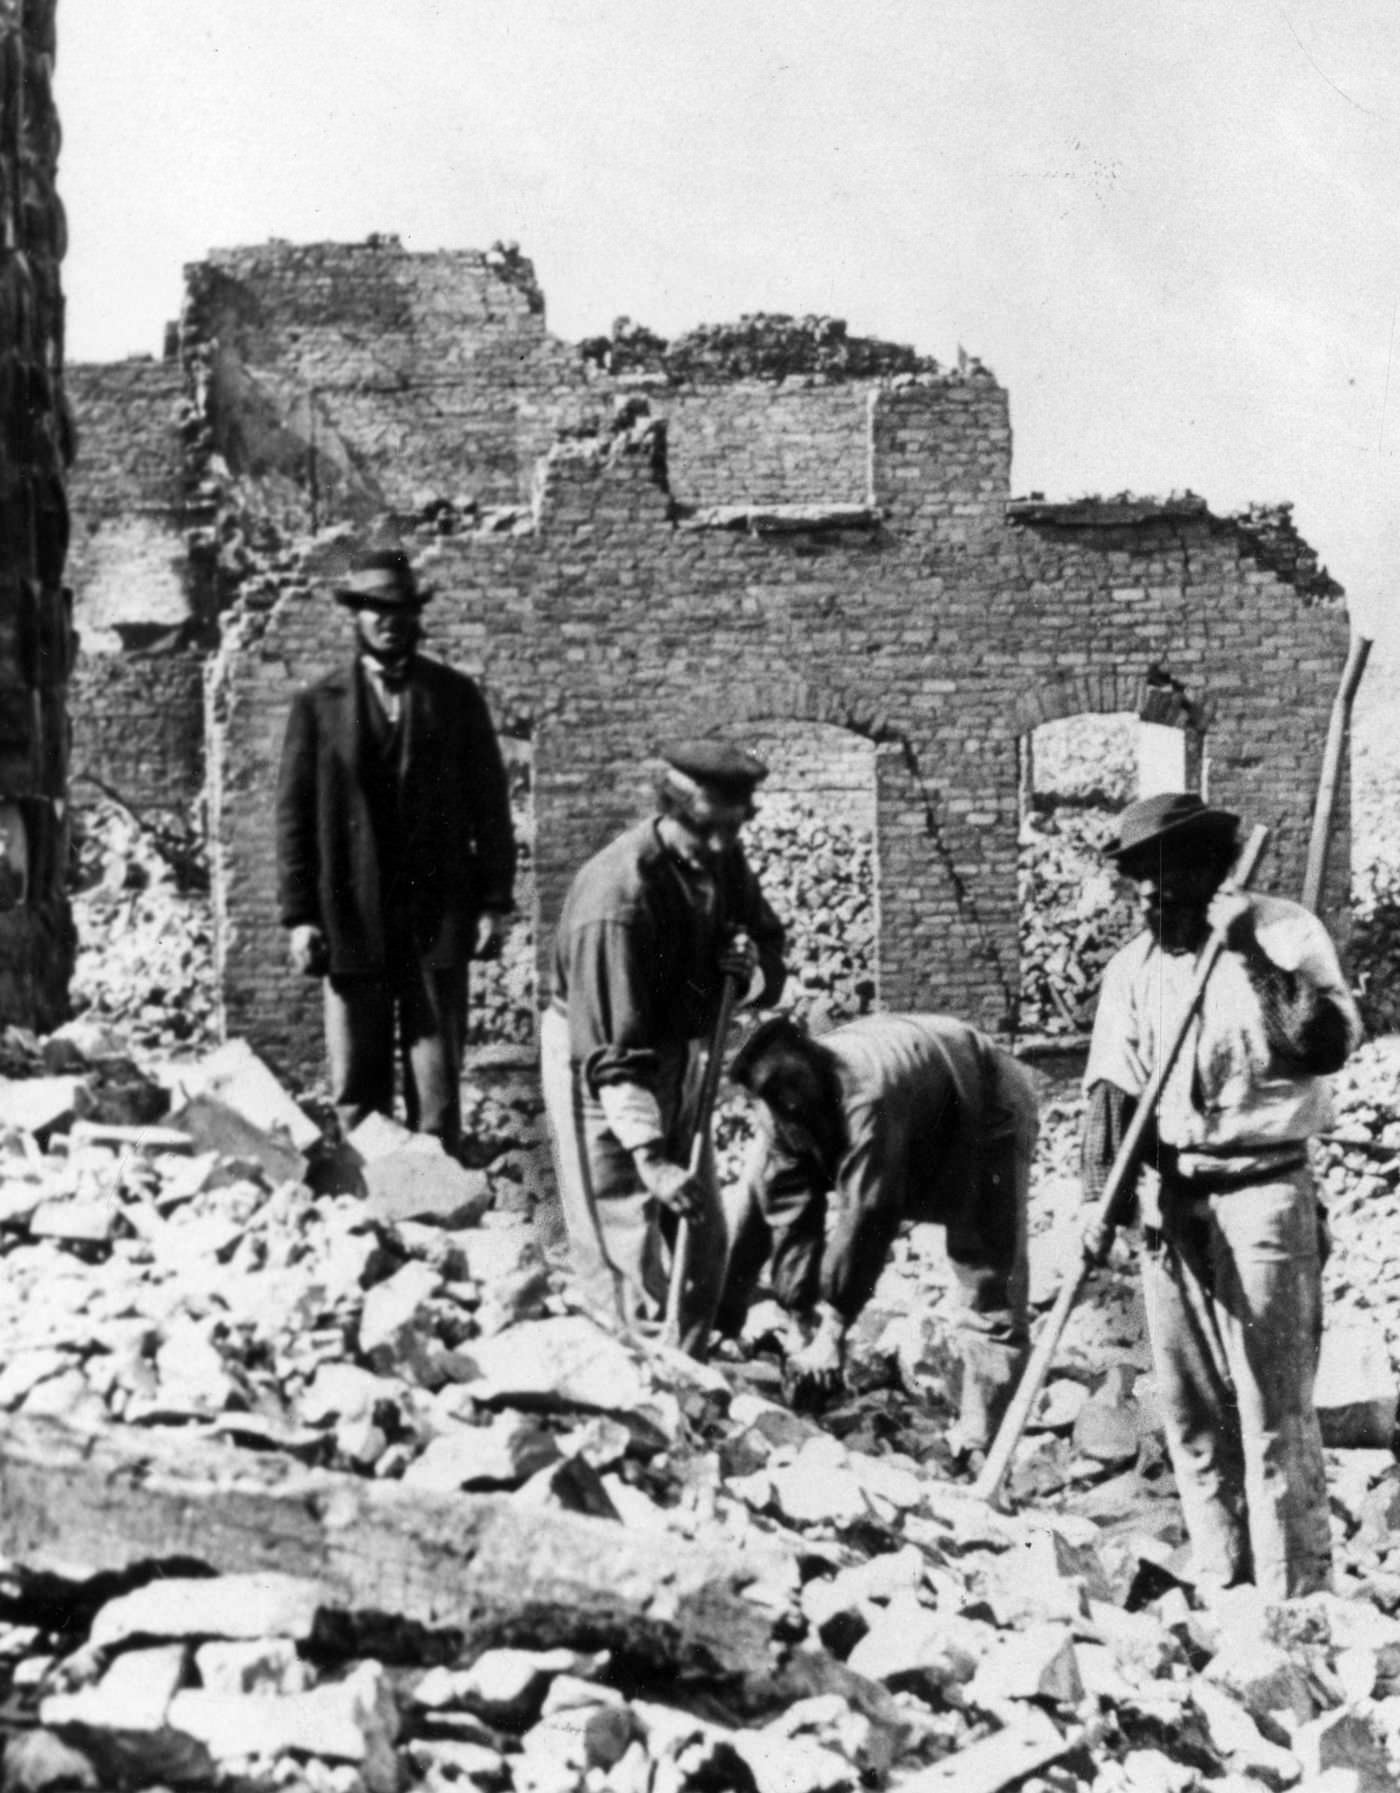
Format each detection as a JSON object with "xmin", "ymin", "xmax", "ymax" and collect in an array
[{"xmin": 1162, "ymin": 1146, "xmax": 1308, "ymax": 1194}]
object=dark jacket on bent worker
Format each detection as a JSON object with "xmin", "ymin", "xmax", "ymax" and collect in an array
[
  {"xmin": 550, "ymin": 817, "xmax": 786, "ymax": 1090},
  {"xmin": 737, "ymin": 1012, "xmax": 1031, "ymax": 1327},
  {"xmin": 276, "ymin": 654, "xmax": 515, "ymax": 975}
]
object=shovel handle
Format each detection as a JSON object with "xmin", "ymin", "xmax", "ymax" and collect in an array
[
  {"xmin": 662, "ymin": 972, "xmax": 742, "ymax": 1349},
  {"xmin": 972, "ymin": 823, "xmax": 1270, "ymax": 1506}
]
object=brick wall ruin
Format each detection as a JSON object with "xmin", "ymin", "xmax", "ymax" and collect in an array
[
  {"xmin": 0, "ymin": 0, "xmax": 72, "ymax": 1028},
  {"xmin": 64, "ymin": 236, "xmax": 1354, "ymax": 1075}
]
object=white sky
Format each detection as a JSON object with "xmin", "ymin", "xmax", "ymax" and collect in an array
[{"xmin": 57, "ymin": 0, "xmax": 1400, "ymax": 649}]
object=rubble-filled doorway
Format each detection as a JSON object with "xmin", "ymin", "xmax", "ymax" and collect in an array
[
  {"xmin": 1017, "ymin": 711, "xmax": 1176, "ymax": 1041},
  {"xmin": 714, "ymin": 720, "xmax": 878, "ymax": 1183},
  {"xmin": 467, "ymin": 733, "xmax": 536, "ymax": 1055}
]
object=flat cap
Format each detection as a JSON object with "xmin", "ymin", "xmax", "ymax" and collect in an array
[
  {"xmin": 656, "ymin": 738, "xmax": 769, "ymax": 796},
  {"xmin": 334, "ymin": 547, "xmax": 434, "ymax": 609},
  {"xmin": 1105, "ymin": 791, "xmax": 1239, "ymax": 863}
]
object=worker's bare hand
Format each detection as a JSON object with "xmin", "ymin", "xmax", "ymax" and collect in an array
[
  {"xmin": 785, "ymin": 1331, "xmax": 846, "ymax": 1412},
  {"xmin": 1082, "ymin": 1215, "xmax": 1116, "ymax": 1267},
  {"xmin": 635, "ymin": 1152, "xmax": 704, "ymax": 1221},
  {"xmin": 1208, "ymin": 888, "xmax": 1256, "ymax": 950},
  {"xmin": 718, "ymin": 930, "xmax": 758, "ymax": 987},
  {"xmin": 474, "ymin": 909, "xmax": 510, "ymax": 961},
  {"xmin": 288, "ymin": 924, "xmax": 328, "ymax": 977}
]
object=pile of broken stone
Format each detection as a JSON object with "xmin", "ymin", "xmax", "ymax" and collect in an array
[{"xmin": 0, "ymin": 1024, "xmax": 1398, "ymax": 1789}]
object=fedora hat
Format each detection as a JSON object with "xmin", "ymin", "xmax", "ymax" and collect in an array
[
  {"xmin": 1105, "ymin": 791, "xmax": 1239, "ymax": 864},
  {"xmin": 334, "ymin": 548, "xmax": 434, "ymax": 610}
]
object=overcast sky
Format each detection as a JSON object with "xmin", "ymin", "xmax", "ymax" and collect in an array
[{"xmin": 57, "ymin": 0, "xmax": 1400, "ymax": 649}]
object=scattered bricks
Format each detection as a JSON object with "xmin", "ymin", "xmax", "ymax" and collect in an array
[
  {"xmin": 162, "ymin": 1093, "xmax": 306, "ymax": 1187},
  {"xmin": 1291, "ymin": 1707, "xmax": 1393, "ymax": 1791},
  {"xmin": 401, "ymin": 1414, "xmax": 560, "ymax": 1492},
  {"xmin": 356, "ymin": 1260, "xmax": 442, "ymax": 1361},
  {"xmin": 28, "ymin": 1196, "xmax": 120, "ymax": 1245},
  {"xmin": 1314, "ymin": 1321, "xmax": 1397, "ymax": 1449},
  {"xmin": 846, "ymin": 1593, "xmax": 993, "ymax": 1697},
  {"xmin": 0, "ymin": 1079, "xmax": 92, "ymax": 1147},
  {"xmin": 966, "ymin": 1623, "xmax": 1085, "ymax": 1708},
  {"xmin": 41, "ymin": 1645, "xmax": 189, "ymax": 1733},
  {"xmin": 194, "ymin": 1639, "xmax": 313, "ymax": 1696},
  {"xmin": 1189, "ymin": 1682, "xmax": 1301, "ymax": 1785},
  {"xmin": 447, "ymin": 1649, "xmax": 583, "ymax": 1729},
  {"xmin": 171, "ymin": 1041, "xmax": 320, "ymax": 1154},
  {"xmin": 361, "ymin": 1149, "xmax": 491, "ymax": 1229},
  {"xmin": 166, "ymin": 1661, "xmax": 400, "ymax": 1791},
  {"xmin": 461, "ymin": 1316, "xmax": 652, "ymax": 1414},
  {"xmin": 89, "ymin": 1574, "xmax": 331, "ymax": 1650}
]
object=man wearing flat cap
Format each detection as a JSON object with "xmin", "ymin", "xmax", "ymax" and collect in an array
[
  {"xmin": 1082, "ymin": 791, "xmax": 1361, "ymax": 1599},
  {"xmin": 276, "ymin": 547, "xmax": 515, "ymax": 1153},
  {"xmin": 543, "ymin": 740, "xmax": 787, "ymax": 1355},
  {"xmin": 721, "ymin": 1011, "xmax": 1036, "ymax": 1454}
]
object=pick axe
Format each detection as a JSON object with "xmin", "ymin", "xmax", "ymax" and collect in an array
[
  {"xmin": 662, "ymin": 970, "xmax": 742, "ymax": 1350},
  {"xmin": 971, "ymin": 822, "xmax": 1271, "ymax": 1509}
]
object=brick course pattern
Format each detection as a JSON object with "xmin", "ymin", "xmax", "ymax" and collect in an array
[
  {"xmin": 0, "ymin": 0, "xmax": 72, "ymax": 1027},
  {"xmin": 88, "ymin": 238, "xmax": 1354, "ymax": 1075}
]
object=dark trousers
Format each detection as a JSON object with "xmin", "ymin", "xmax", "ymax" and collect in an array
[{"xmin": 324, "ymin": 958, "xmax": 468, "ymax": 1152}]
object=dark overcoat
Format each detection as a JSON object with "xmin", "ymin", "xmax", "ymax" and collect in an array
[{"xmin": 275, "ymin": 655, "xmax": 515, "ymax": 974}]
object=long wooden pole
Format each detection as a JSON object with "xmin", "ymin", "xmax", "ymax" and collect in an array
[
  {"xmin": 663, "ymin": 972, "xmax": 741, "ymax": 1349},
  {"xmin": 972, "ymin": 823, "xmax": 1270, "ymax": 1509},
  {"xmin": 1303, "ymin": 632, "xmax": 1371, "ymax": 914}
]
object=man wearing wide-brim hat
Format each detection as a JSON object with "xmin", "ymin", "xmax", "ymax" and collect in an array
[
  {"xmin": 1081, "ymin": 790, "xmax": 1362, "ymax": 1599},
  {"xmin": 542, "ymin": 739, "xmax": 787, "ymax": 1356},
  {"xmin": 276, "ymin": 547, "xmax": 515, "ymax": 1153}
]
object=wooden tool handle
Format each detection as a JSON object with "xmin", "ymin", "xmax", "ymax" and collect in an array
[{"xmin": 972, "ymin": 823, "xmax": 1270, "ymax": 1506}]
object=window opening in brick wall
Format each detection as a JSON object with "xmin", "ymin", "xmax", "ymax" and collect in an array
[
  {"xmin": 1018, "ymin": 711, "xmax": 1144, "ymax": 1041},
  {"xmin": 714, "ymin": 720, "xmax": 878, "ymax": 1186}
]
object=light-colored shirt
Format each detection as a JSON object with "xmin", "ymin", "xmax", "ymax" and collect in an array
[
  {"xmin": 360, "ymin": 655, "xmax": 409, "ymax": 726},
  {"xmin": 1085, "ymin": 893, "xmax": 1362, "ymax": 1157}
]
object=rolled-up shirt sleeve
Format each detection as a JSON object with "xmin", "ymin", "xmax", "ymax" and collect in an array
[{"xmin": 1084, "ymin": 950, "xmax": 1149, "ymax": 1100}]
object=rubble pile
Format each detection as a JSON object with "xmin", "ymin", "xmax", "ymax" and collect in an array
[
  {"xmin": 579, "ymin": 312, "xmax": 946, "ymax": 383},
  {"xmin": 1018, "ymin": 804, "xmax": 1138, "ymax": 1038},
  {"xmin": 467, "ymin": 750, "xmax": 537, "ymax": 1052},
  {"xmin": 1349, "ymin": 660, "xmax": 1400, "ymax": 1035},
  {"xmin": 67, "ymin": 795, "xmax": 218, "ymax": 1054},
  {"xmin": 0, "ymin": 1029, "xmax": 1396, "ymax": 1788}
]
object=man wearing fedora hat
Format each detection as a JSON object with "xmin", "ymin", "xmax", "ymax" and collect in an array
[
  {"xmin": 542, "ymin": 740, "xmax": 786, "ymax": 1355},
  {"xmin": 276, "ymin": 547, "xmax": 515, "ymax": 1153},
  {"xmin": 1082, "ymin": 790, "xmax": 1361, "ymax": 1599}
]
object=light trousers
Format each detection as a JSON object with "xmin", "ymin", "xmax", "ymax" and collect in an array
[{"xmin": 1142, "ymin": 1164, "xmax": 1331, "ymax": 1599}]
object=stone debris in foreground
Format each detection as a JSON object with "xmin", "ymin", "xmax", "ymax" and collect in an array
[{"xmin": 0, "ymin": 1028, "xmax": 1394, "ymax": 1788}]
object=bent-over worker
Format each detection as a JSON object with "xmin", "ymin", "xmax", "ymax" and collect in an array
[
  {"xmin": 723, "ymin": 1011, "xmax": 1037, "ymax": 1453},
  {"xmin": 542, "ymin": 741, "xmax": 787, "ymax": 1356},
  {"xmin": 1082, "ymin": 791, "xmax": 1362, "ymax": 1599}
]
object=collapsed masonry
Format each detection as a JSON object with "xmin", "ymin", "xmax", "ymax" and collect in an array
[
  {"xmin": 64, "ymin": 237, "xmax": 1353, "ymax": 1077},
  {"xmin": 0, "ymin": 0, "xmax": 72, "ymax": 1030}
]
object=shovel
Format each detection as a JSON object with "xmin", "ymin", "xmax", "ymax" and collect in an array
[
  {"xmin": 971, "ymin": 822, "xmax": 1270, "ymax": 1509},
  {"xmin": 662, "ymin": 970, "xmax": 742, "ymax": 1350}
]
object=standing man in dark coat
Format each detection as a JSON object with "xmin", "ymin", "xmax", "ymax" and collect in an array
[
  {"xmin": 276, "ymin": 547, "xmax": 515, "ymax": 1154},
  {"xmin": 542, "ymin": 742, "xmax": 787, "ymax": 1356}
]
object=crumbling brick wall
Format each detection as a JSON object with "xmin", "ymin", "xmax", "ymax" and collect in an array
[
  {"xmin": 64, "ymin": 357, "xmax": 209, "ymax": 820},
  {"xmin": 0, "ymin": 0, "xmax": 72, "ymax": 1028},
  {"xmin": 207, "ymin": 359, "xmax": 1353, "ymax": 1078},
  {"xmin": 68, "ymin": 650, "xmax": 205, "ymax": 819}
]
